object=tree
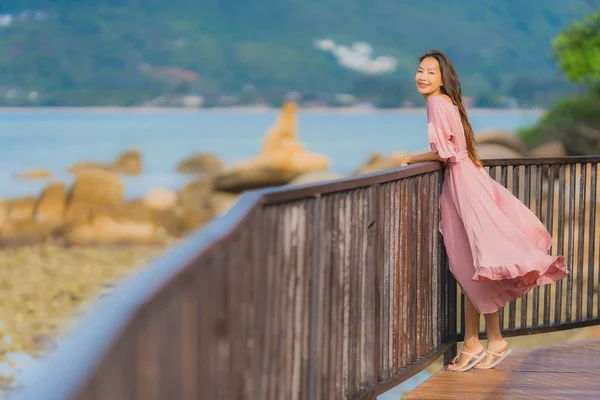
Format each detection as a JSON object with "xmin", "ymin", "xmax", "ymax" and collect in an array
[{"xmin": 553, "ymin": 10, "xmax": 600, "ymax": 85}]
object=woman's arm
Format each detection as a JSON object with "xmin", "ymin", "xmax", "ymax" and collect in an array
[{"xmin": 401, "ymin": 151, "xmax": 446, "ymax": 166}]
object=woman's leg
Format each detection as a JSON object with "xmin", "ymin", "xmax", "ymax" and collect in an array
[
  {"xmin": 447, "ymin": 296, "xmax": 484, "ymax": 370},
  {"xmin": 478, "ymin": 311, "xmax": 509, "ymax": 367}
]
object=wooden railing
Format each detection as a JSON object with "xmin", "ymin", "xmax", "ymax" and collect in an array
[
  {"xmin": 457, "ymin": 157, "xmax": 600, "ymax": 340},
  {"xmin": 13, "ymin": 156, "xmax": 600, "ymax": 400}
]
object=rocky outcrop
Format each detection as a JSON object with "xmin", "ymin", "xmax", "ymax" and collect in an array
[
  {"xmin": 65, "ymin": 169, "xmax": 124, "ymax": 224},
  {"xmin": 1, "ymin": 196, "xmax": 56, "ymax": 243},
  {"xmin": 0, "ymin": 200, "xmax": 7, "ymax": 229},
  {"xmin": 288, "ymin": 171, "xmax": 344, "ymax": 185},
  {"xmin": 213, "ymin": 102, "xmax": 329, "ymax": 192},
  {"xmin": 68, "ymin": 148, "xmax": 142, "ymax": 175},
  {"xmin": 353, "ymin": 152, "xmax": 412, "ymax": 175},
  {"xmin": 0, "ymin": 171, "xmax": 176, "ymax": 245},
  {"xmin": 214, "ymin": 166, "xmax": 300, "ymax": 192},
  {"xmin": 60, "ymin": 170, "xmax": 170, "ymax": 244},
  {"xmin": 8, "ymin": 196, "xmax": 37, "ymax": 223},
  {"xmin": 112, "ymin": 148, "xmax": 143, "ymax": 174},
  {"xmin": 172, "ymin": 176, "xmax": 238, "ymax": 235},
  {"xmin": 208, "ymin": 191, "xmax": 238, "ymax": 216},
  {"xmin": 36, "ymin": 182, "xmax": 67, "ymax": 226},
  {"xmin": 143, "ymin": 187, "xmax": 177, "ymax": 211},
  {"xmin": 13, "ymin": 169, "xmax": 53, "ymax": 180},
  {"xmin": 176, "ymin": 152, "xmax": 223, "ymax": 173},
  {"xmin": 476, "ymin": 143, "xmax": 523, "ymax": 159},
  {"xmin": 476, "ymin": 130, "xmax": 527, "ymax": 155},
  {"xmin": 528, "ymin": 141, "xmax": 567, "ymax": 158},
  {"xmin": 0, "ymin": 172, "xmax": 236, "ymax": 244}
]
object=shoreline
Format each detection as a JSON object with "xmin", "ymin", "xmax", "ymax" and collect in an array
[{"xmin": 0, "ymin": 105, "xmax": 545, "ymax": 115}]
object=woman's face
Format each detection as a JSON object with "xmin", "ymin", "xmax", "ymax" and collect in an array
[{"xmin": 415, "ymin": 57, "xmax": 443, "ymax": 97}]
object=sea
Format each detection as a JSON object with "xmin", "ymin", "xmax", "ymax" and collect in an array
[
  {"xmin": 0, "ymin": 107, "xmax": 543, "ymax": 398},
  {"xmin": 0, "ymin": 107, "xmax": 542, "ymax": 199}
]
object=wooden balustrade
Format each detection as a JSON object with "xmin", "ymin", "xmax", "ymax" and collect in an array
[{"xmin": 13, "ymin": 156, "xmax": 600, "ymax": 400}]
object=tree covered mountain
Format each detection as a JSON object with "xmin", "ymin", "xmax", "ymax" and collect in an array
[{"xmin": 0, "ymin": 0, "xmax": 592, "ymax": 107}]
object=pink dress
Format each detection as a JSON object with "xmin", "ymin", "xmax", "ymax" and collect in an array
[{"xmin": 427, "ymin": 95, "xmax": 568, "ymax": 314}]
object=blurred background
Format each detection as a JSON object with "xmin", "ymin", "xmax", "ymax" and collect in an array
[{"xmin": 0, "ymin": 0, "xmax": 599, "ymax": 398}]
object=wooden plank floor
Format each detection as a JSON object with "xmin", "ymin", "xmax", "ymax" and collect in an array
[{"xmin": 404, "ymin": 339, "xmax": 600, "ymax": 399}]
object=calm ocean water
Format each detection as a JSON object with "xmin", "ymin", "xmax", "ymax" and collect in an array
[{"xmin": 0, "ymin": 108, "xmax": 542, "ymax": 199}]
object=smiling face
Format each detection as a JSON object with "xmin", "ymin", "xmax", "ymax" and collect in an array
[{"xmin": 415, "ymin": 56, "xmax": 444, "ymax": 97}]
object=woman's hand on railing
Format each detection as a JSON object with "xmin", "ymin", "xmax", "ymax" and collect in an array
[
  {"xmin": 400, "ymin": 155, "xmax": 414, "ymax": 166},
  {"xmin": 401, "ymin": 151, "xmax": 446, "ymax": 166}
]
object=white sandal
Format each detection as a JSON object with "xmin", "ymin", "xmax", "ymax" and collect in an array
[
  {"xmin": 474, "ymin": 348, "xmax": 512, "ymax": 369},
  {"xmin": 446, "ymin": 349, "xmax": 486, "ymax": 372}
]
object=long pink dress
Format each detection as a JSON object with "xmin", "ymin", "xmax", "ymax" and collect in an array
[{"xmin": 427, "ymin": 95, "xmax": 568, "ymax": 314}]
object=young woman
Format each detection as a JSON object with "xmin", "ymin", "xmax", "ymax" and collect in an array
[{"xmin": 401, "ymin": 50, "xmax": 568, "ymax": 371}]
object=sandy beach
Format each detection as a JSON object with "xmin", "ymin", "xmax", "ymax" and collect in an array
[{"xmin": 0, "ymin": 243, "xmax": 169, "ymax": 391}]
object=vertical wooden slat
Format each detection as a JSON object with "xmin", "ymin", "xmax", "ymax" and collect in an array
[
  {"xmin": 392, "ymin": 182, "xmax": 401, "ymax": 374},
  {"xmin": 308, "ymin": 197, "xmax": 320, "ymax": 400},
  {"xmin": 397, "ymin": 180, "xmax": 408, "ymax": 370},
  {"xmin": 358, "ymin": 188, "xmax": 372, "ymax": 396},
  {"xmin": 566, "ymin": 164, "xmax": 576, "ymax": 322},
  {"xmin": 372, "ymin": 184, "xmax": 383, "ymax": 394},
  {"xmin": 532, "ymin": 165, "xmax": 542, "ymax": 327},
  {"xmin": 588, "ymin": 164, "xmax": 598, "ymax": 319},
  {"xmin": 489, "ymin": 165, "xmax": 497, "ymax": 182},
  {"xmin": 341, "ymin": 194, "xmax": 351, "ymax": 399},
  {"xmin": 385, "ymin": 184, "xmax": 392, "ymax": 377},
  {"xmin": 304, "ymin": 202, "xmax": 315, "ymax": 400},
  {"xmin": 346, "ymin": 194, "xmax": 356, "ymax": 397},
  {"xmin": 215, "ymin": 250, "xmax": 231, "ymax": 400},
  {"xmin": 264, "ymin": 209, "xmax": 277, "ymax": 399},
  {"xmin": 251, "ymin": 209, "xmax": 266, "ymax": 400},
  {"xmin": 409, "ymin": 178, "xmax": 418, "ymax": 364},
  {"xmin": 181, "ymin": 272, "xmax": 198, "ymax": 400},
  {"xmin": 259, "ymin": 208, "xmax": 275, "ymax": 398},
  {"xmin": 391, "ymin": 182, "xmax": 400, "ymax": 375},
  {"xmin": 295, "ymin": 201, "xmax": 312, "ymax": 400},
  {"xmin": 317, "ymin": 195, "xmax": 333, "ymax": 399},
  {"xmin": 198, "ymin": 256, "xmax": 216, "ymax": 399},
  {"xmin": 415, "ymin": 177, "xmax": 424, "ymax": 359},
  {"xmin": 274, "ymin": 206, "xmax": 289, "ymax": 400},
  {"xmin": 228, "ymin": 232, "xmax": 244, "ymax": 400},
  {"xmin": 285, "ymin": 203, "xmax": 300, "ymax": 399},
  {"xmin": 282, "ymin": 204, "xmax": 296, "ymax": 399},
  {"xmin": 239, "ymin": 225, "xmax": 256, "ymax": 398},
  {"xmin": 331, "ymin": 193, "xmax": 342, "ymax": 399},
  {"xmin": 498, "ymin": 166, "xmax": 508, "ymax": 329},
  {"xmin": 509, "ymin": 165, "xmax": 520, "ymax": 330},
  {"xmin": 431, "ymin": 172, "xmax": 440, "ymax": 348},
  {"xmin": 544, "ymin": 165, "xmax": 555, "ymax": 325},
  {"xmin": 326, "ymin": 194, "xmax": 338, "ymax": 399},
  {"xmin": 555, "ymin": 165, "xmax": 566, "ymax": 324},
  {"xmin": 576, "ymin": 164, "xmax": 587, "ymax": 321},
  {"xmin": 380, "ymin": 185, "xmax": 390, "ymax": 380},
  {"xmin": 422, "ymin": 173, "xmax": 432, "ymax": 354},
  {"xmin": 521, "ymin": 165, "xmax": 531, "ymax": 328}
]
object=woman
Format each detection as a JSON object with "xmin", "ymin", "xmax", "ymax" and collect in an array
[{"xmin": 401, "ymin": 50, "xmax": 568, "ymax": 371}]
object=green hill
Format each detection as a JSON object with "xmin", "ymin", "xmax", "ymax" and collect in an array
[{"xmin": 0, "ymin": 0, "xmax": 590, "ymax": 106}]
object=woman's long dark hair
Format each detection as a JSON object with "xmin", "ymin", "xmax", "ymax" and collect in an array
[{"xmin": 419, "ymin": 50, "xmax": 482, "ymax": 167}]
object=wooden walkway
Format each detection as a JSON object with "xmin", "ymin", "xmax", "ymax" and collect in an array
[{"xmin": 405, "ymin": 339, "xmax": 600, "ymax": 399}]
